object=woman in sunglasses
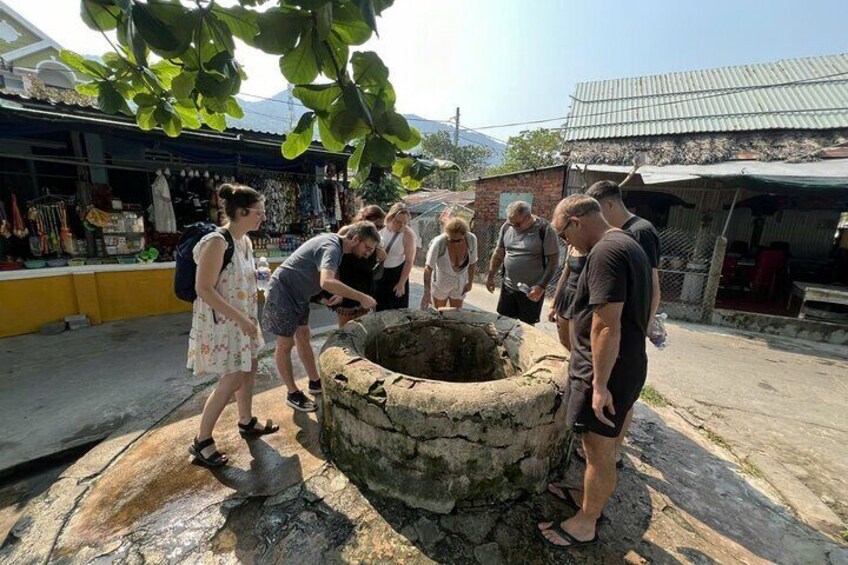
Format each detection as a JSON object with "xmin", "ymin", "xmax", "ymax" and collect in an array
[{"xmin": 421, "ymin": 217, "xmax": 478, "ymax": 310}]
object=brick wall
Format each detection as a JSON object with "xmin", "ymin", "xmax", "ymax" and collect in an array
[{"xmin": 474, "ymin": 166, "xmax": 567, "ymax": 223}]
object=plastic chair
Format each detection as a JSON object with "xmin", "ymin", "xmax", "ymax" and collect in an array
[{"xmin": 750, "ymin": 249, "xmax": 787, "ymax": 300}]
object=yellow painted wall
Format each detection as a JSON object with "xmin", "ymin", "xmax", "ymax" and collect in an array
[
  {"xmin": 0, "ymin": 276, "xmax": 79, "ymax": 337},
  {"xmin": 0, "ymin": 267, "xmax": 191, "ymax": 338},
  {"xmin": 96, "ymin": 270, "xmax": 189, "ymax": 322}
]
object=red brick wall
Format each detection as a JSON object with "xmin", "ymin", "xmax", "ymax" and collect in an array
[{"xmin": 474, "ymin": 166, "xmax": 567, "ymax": 223}]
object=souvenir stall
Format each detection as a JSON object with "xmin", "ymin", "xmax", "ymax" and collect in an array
[{"xmin": 0, "ymin": 93, "xmax": 352, "ymax": 337}]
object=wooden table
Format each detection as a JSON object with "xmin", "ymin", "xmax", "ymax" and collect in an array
[{"xmin": 788, "ymin": 281, "xmax": 848, "ymax": 319}]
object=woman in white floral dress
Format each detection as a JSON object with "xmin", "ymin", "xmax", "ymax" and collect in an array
[{"xmin": 187, "ymin": 183, "xmax": 277, "ymax": 467}]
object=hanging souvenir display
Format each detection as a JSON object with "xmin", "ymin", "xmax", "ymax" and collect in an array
[{"xmin": 10, "ymin": 193, "xmax": 27, "ymax": 238}]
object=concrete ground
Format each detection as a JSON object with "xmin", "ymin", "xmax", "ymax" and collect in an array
[
  {"xmin": 0, "ymin": 303, "xmax": 337, "ymax": 477},
  {"xmin": 1, "ymin": 266, "xmax": 847, "ymax": 562}
]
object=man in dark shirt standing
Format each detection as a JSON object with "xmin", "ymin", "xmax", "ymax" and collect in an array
[
  {"xmin": 586, "ymin": 180, "xmax": 661, "ymax": 464},
  {"xmin": 539, "ymin": 195, "xmax": 652, "ymax": 549}
]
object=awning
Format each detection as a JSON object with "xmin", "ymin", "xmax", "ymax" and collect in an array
[{"xmin": 574, "ymin": 159, "xmax": 848, "ymax": 192}]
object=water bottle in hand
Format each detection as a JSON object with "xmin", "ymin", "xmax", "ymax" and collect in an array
[
  {"xmin": 517, "ymin": 282, "xmax": 532, "ymax": 295},
  {"xmin": 648, "ymin": 313, "xmax": 668, "ymax": 349},
  {"xmin": 256, "ymin": 257, "xmax": 271, "ymax": 293}
]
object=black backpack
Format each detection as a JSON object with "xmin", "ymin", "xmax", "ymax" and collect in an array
[{"xmin": 174, "ymin": 223, "xmax": 235, "ymax": 302}]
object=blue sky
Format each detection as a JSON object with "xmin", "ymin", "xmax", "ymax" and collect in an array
[{"xmin": 5, "ymin": 0, "xmax": 848, "ymax": 141}]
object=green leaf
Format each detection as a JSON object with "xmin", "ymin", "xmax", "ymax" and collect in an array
[
  {"xmin": 200, "ymin": 108, "xmax": 227, "ymax": 131},
  {"xmin": 131, "ymin": 2, "xmax": 192, "ymax": 58},
  {"xmin": 348, "ymin": 142, "xmax": 365, "ymax": 172},
  {"xmin": 150, "ymin": 59, "xmax": 182, "ymax": 88},
  {"xmin": 102, "ymin": 52, "xmax": 129, "ymax": 72},
  {"xmin": 207, "ymin": 13, "xmax": 236, "ymax": 57},
  {"xmin": 171, "ymin": 71, "xmax": 197, "ymax": 99},
  {"xmin": 136, "ymin": 105, "xmax": 157, "ymax": 130},
  {"xmin": 225, "ymin": 97, "xmax": 245, "ymax": 119},
  {"xmin": 154, "ymin": 100, "xmax": 182, "ymax": 136},
  {"xmin": 212, "ymin": 5, "xmax": 259, "ymax": 44},
  {"xmin": 292, "ymin": 83, "xmax": 342, "ymax": 112},
  {"xmin": 253, "ymin": 9, "xmax": 308, "ymax": 55},
  {"xmin": 373, "ymin": 0, "xmax": 395, "ymax": 15},
  {"xmin": 364, "ymin": 136, "xmax": 395, "ymax": 168},
  {"xmin": 384, "ymin": 111, "xmax": 410, "ymax": 140},
  {"xmin": 355, "ymin": 163, "xmax": 372, "ymax": 184},
  {"xmin": 75, "ymin": 81, "xmax": 101, "ymax": 97},
  {"xmin": 342, "ymin": 84, "xmax": 373, "ymax": 127},
  {"xmin": 317, "ymin": 114, "xmax": 346, "ymax": 152},
  {"xmin": 321, "ymin": 30, "xmax": 349, "ymax": 80},
  {"xmin": 351, "ymin": 51, "xmax": 389, "ymax": 87},
  {"xmin": 329, "ymin": 108, "xmax": 371, "ymax": 143},
  {"xmin": 282, "ymin": 112, "xmax": 316, "ymax": 160},
  {"xmin": 133, "ymin": 92, "xmax": 159, "ymax": 108},
  {"xmin": 174, "ymin": 104, "xmax": 202, "ymax": 129},
  {"xmin": 98, "ymin": 83, "xmax": 125, "ymax": 114},
  {"xmin": 315, "ymin": 2, "xmax": 333, "ymax": 41},
  {"xmin": 279, "ymin": 29, "xmax": 320, "ymax": 84},
  {"xmin": 354, "ymin": 0, "xmax": 379, "ymax": 35},
  {"xmin": 392, "ymin": 157, "xmax": 414, "ymax": 178},
  {"xmin": 384, "ymin": 125, "xmax": 421, "ymax": 151},
  {"xmin": 196, "ymin": 71, "xmax": 232, "ymax": 102},
  {"xmin": 331, "ymin": 3, "xmax": 372, "ymax": 45},
  {"xmin": 59, "ymin": 50, "xmax": 109, "ymax": 79},
  {"xmin": 289, "ymin": 0, "xmax": 332, "ymax": 8},
  {"xmin": 81, "ymin": 0, "xmax": 121, "ymax": 32},
  {"xmin": 125, "ymin": 16, "xmax": 148, "ymax": 66}
]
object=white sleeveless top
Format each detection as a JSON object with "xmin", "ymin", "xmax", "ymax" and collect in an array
[{"xmin": 380, "ymin": 226, "xmax": 407, "ymax": 269}]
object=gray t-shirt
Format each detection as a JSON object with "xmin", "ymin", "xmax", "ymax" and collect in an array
[
  {"xmin": 496, "ymin": 217, "xmax": 560, "ymax": 290},
  {"xmin": 270, "ymin": 233, "xmax": 343, "ymax": 309}
]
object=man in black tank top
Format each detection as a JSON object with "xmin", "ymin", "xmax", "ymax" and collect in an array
[{"xmin": 586, "ymin": 180, "xmax": 661, "ymax": 465}]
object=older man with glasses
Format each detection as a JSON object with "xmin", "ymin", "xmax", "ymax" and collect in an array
[
  {"xmin": 539, "ymin": 194, "xmax": 652, "ymax": 550},
  {"xmin": 486, "ymin": 201, "xmax": 560, "ymax": 325}
]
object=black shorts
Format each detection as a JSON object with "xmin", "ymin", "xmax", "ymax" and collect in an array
[
  {"xmin": 497, "ymin": 285, "xmax": 545, "ymax": 325},
  {"xmin": 564, "ymin": 374, "xmax": 646, "ymax": 438}
]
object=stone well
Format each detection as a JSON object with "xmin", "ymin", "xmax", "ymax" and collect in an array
[{"xmin": 318, "ymin": 309, "xmax": 570, "ymax": 514}]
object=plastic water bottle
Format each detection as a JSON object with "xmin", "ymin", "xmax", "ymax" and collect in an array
[
  {"xmin": 256, "ymin": 257, "xmax": 271, "ymax": 293},
  {"xmin": 648, "ymin": 313, "xmax": 668, "ymax": 350},
  {"xmin": 517, "ymin": 282, "xmax": 532, "ymax": 295}
]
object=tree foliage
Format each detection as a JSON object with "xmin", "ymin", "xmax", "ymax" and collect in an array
[
  {"xmin": 354, "ymin": 174, "xmax": 404, "ymax": 210},
  {"xmin": 419, "ymin": 131, "xmax": 492, "ymax": 190},
  {"xmin": 487, "ymin": 128, "xmax": 566, "ymax": 175},
  {"xmin": 66, "ymin": 0, "xmax": 458, "ymax": 188}
]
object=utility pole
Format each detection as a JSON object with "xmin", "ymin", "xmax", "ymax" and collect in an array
[
  {"xmin": 287, "ymin": 88, "xmax": 296, "ymax": 131},
  {"xmin": 453, "ymin": 106, "xmax": 460, "ymax": 147},
  {"xmin": 453, "ymin": 107, "xmax": 460, "ymax": 190}
]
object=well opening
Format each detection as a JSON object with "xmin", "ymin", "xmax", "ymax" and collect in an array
[{"xmin": 363, "ymin": 320, "xmax": 521, "ymax": 383}]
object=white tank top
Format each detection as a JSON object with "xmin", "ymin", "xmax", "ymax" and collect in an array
[{"xmin": 380, "ymin": 226, "xmax": 407, "ymax": 269}]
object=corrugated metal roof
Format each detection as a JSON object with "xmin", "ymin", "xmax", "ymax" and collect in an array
[{"xmin": 565, "ymin": 54, "xmax": 848, "ymax": 141}]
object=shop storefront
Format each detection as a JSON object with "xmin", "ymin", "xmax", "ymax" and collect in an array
[{"xmin": 0, "ymin": 94, "xmax": 353, "ymax": 337}]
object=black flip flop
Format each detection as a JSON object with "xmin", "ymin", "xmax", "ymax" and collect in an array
[
  {"xmin": 574, "ymin": 450, "xmax": 624, "ymax": 469},
  {"xmin": 538, "ymin": 522, "xmax": 599, "ymax": 549},
  {"xmin": 546, "ymin": 483, "xmax": 609, "ymax": 524},
  {"xmin": 238, "ymin": 416, "xmax": 280, "ymax": 439},
  {"xmin": 189, "ymin": 437, "xmax": 228, "ymax": 468}
]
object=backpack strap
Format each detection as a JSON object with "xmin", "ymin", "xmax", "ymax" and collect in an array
[
  {"xmin": 384, "ymin": 230, "xmax": 401, "ymax": 256},
  {"xmin": 538, "ymin": 218, "xmax": 549, "ymax": 270},
  {"xmin": 217, "ymin": 227, "xmax": 235, "ymax": 273}
]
